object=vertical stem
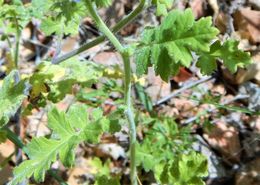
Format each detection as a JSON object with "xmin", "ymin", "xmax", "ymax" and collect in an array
[
  {"xmin": 14, "ymin": 33, "xmax": 20, "ymax": 68},
  {"xmin": 13, "ymin": 16, "xmax": 23, "ymax": 171},
  {"xmin": 84, "ymin": 1, "xmax": 137, "ymax": 184},
  {"xmin": 14, "ymin": 15, "xmax": 20, "ymax": 68},
  {"xmin": 122, "ymin": 52, "xmax": 137, "ymax": 185}
]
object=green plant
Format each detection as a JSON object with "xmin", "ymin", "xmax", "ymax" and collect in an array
[{"xmin": 0, "ymin": 0, "xmax": 251, "ymax": 185}]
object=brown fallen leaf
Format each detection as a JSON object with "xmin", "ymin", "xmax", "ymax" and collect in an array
[
  {"xmin": 203, "ymin": 121, "xmax": 241, "ymax": 162},
  {"xmin": 215, "ymin": 12, "xmax": 229, "ymax": 34},
  {"xmin": 189, "ymin": 0, "xmax": 206, "ymax": 19},
  {"xmin": 236, "ymin": 54, "xmax": 260, "ymax": 84},
  {"xmin": 171, "ymin": 67, "xmax": 193, "ymax": 83},
  {"xmin": 234, "ymin": 7, "xmax": 260, "ymax": 44},
  {"xmin": 0, "ymin": 140, "xmax": 15, "ymax": 184}
]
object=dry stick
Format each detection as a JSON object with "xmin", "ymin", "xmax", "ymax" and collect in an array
[
  {"xmin": 154, "ymin": 76, "xmax": 213, "ymax": 106},
  {"xmin": 52, "ymin": 0, "xmax": 146, "ymax": 64}
]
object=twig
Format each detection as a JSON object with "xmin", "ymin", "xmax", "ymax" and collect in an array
[
  {"xmin": 137, "ymin": 175, "xmax": 143, "ymax": 185},
  {"xmin": 153, "ymin": 76, "xmax": 213, "ymax": 106}
]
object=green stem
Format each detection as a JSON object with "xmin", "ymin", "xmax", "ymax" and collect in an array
[
  {"xmin": 52, "ymin": 0, "xmax": 146, "ymax": 64},
  {"xmin": 85, "ymin": 1, "xmax": 123, "ymax": 51},
  {"xmin": 14, "ymin": 33, "xmax": 20, "ymax": 68},
  {"xmin": 85, "ymin": 1, "xmax": 137, "ymax": 185},
  {"xmin": 122, "ymin": 52, "xmax": 137, "ymax": 185},
  {"xmin": 3, "ymin": 127, "xmax": 29, "ymax": 154},
  {"xmin": 14, "ymin": 15, "xmax": 20, "ymax": 68},
  {"xmin": 1, "ymin": 128, "xmax": 68, "ymax": 185}
]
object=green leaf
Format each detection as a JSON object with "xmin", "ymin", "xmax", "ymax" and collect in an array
[
  {"xmin": 170, "ymin": 152, "xmax": 208, "ymax": 184},
  {"xmin": 0, "ymin": 70, "xmax": 27, "ymax": 128},
  {"xmin": 89, "ymin": 157, "xmax": 110, "ymax": 177},
  {"xmin": 94, "ymin": 175, "xmax": 120, "ymax": 185},
  {"xmin": 39, "ymin": 0, "xmax": 85, "ymax": 35},
  {"xmin": 0, "ymin": 130, "xmax": 7, "ymax": 143},
  {"xmin": 9, "ymin": 104, "xmax": 107, "ymax": 185},
  {"xmin": 92, "ymin": 0, "xmax": 112, "ymax": 7},
  {"xmin": 136, "ymin": 141, "xmax": 159, "ymax": 172},
  {"xmin": 40, "ymin": 18, "xmax": 63, "ymax": 35},
  {"xmin": 197, "ymin": 40, "xmax": 251, "ymax": 74},
  {"xmin": 220, "ymin": 40, "xmax": 251, "ymax": 73},
  {"xmin": 40, "ymin": 16, "xmax": 80, "ymax": 35},
  {"xmin": 29, "ymin": 59, "xmax": 102, "ymax": 105},
  {"xmin": 152, "ymin": 0, "xmax": 174, "ymax": 16},
  {"xmin": 135, "ymin": 8, "xmax": 219, "ymax": 81},
  {"xmin": 135, "ymin": 83, "xmax": 153, "ymax": 113}
]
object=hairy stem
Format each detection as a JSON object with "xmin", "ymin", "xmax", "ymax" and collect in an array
[
  {"xmin": 122, "ymin": 52, "xmax": 137, "ymax": 185},
  {"xmin": 85, "ymin": 1, "xmax": 137, "ymax": 184},
  {"xmin": 53, "ymin": 0, "xmax": 146, "ymax": 64}
]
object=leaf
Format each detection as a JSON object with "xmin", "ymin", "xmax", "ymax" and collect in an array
[
  {"xmin": 197, "ymin": 40, "xmax": 251, "ymax": 74},
  {"xmin": 29, "ymin": 59, "xmax": 102, "ymax": 105},
  {"xmin": 92, "ymin": 0, "xmax": 112, "ymax": 7},
  {"xmin": 94, "ymin": 175, "xmax": 120, "ymax": 185},
  {"xmin": 0, "ymin": 70, "xmax": 27, "ymax": 128},
  {"xmin": 89, "ymin": 157, "xmax": 110, "ymax": 177},
  {"xmin": 135, "ymin": 8, "xmax": 219, "ymax": 81},
  {"xmin": 40, "ymin": 0, "xmax": 85, "ymax": 35},
  {"xmin": 135, "ymin": 83, "xmax": 153, "ymax": 113},
  {"xmin": 152, "ymin": 0, "xmax": 174, "ymax": 16},
  {"xmin": 136, "ymin": 141, "xmax": 159, "ymax": 172},
  {"xmin": 9, "ymin": 104, "xmax": 107, "ymax": 185},
  {"xmin": 220, "ymin": 40, "xmax": 251, "ymax": 73},
  {"xmin": 0, "ymin": 130, "xmax": 7, "ymax": 143},
  {"xmin": 170, "ymin": 152, "xmax": 208, "ymax": 184},
  {"xmin": 40, "ymin": 18, "xmax": 63, "ymax": 36}
]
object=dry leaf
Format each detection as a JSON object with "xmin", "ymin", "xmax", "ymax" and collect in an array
[
  {"xmin": 203, "ymin": 121, "xmax": 241, "ymax": 162},
  {"xmin": 234, "ymin": 8, "xmax": 260, "ymax": 44}
]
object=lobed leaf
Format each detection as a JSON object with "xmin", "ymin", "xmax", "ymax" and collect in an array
[
  {"xmin": 9, "ymin": 104, "xmax": 108, "ymax": 185},
  {"xmin": 170, "ymin": 152, "xmax": 208, "ymax": 185},
  {"xmin": 135, "ymin": 9, "xmax": 251, "ymax": 81},
  {"xmin": 197, "ymin": 40, "xmax": 251, "ymax": 75},
  {"xmin": 135, "ymin": 9, "xmax": 219, "ymax": 81}
]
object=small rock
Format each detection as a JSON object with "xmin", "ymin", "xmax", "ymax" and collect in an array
[
  {"xmin": 96, "ymin": 143, "xmax": 125, "ymax": 160},
  {"xmin": 239, "ymin": 82, "xmax": 260, "ymax": 111}
]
